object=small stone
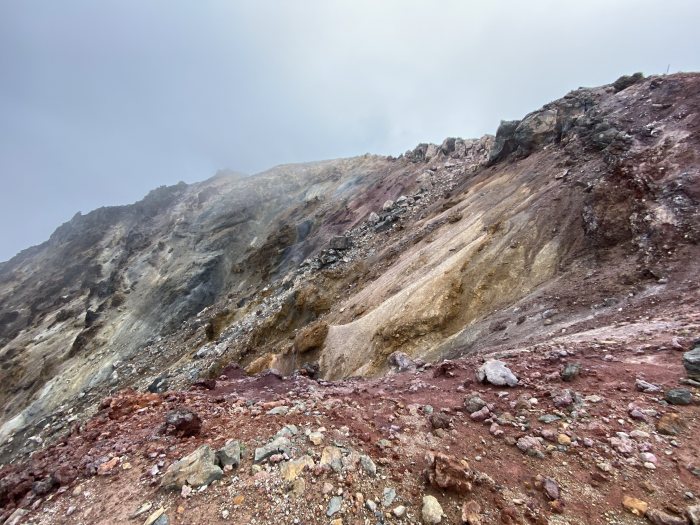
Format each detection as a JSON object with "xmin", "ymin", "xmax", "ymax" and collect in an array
[
  {"xmin": 3, "ymin": 509, "xmax": 29, "ymax": 525},
  {"xmin": 683, "ymin": 346, "xmax": 700, "ymax": 380},
  {"xmin": 553, "ymin": 389, "xmax": 574, "ymax": 408},
  {"xmin": 382, "ymin": 487, "xmax": 396, "ymax": 506},
  {"xmin": 422, "ymin": 495, "xmax": 444, "ymax": 524},
  {"xmin": 640, "ymin": 452, "xmax": 658, "ymax": 465},
  {"xmin": 622, "ymin": 495, "xmax": 648, "ymax": 516},
  {"xmin": 393, "ymin": 505, "xmax": 406, "ymax": 518},
  {"xmin": 557, "ymin": 434, "xmax": 572, "ymax": 446},
  {"xmin": 657, "ymin": 413, "xmax": 685, "ymax": 436},
  {"xmin": 308, "ymin": 431, "xmax": 324, "ymax": 445},
  {"xmin": 320, "ymin": 446, "xmax": 343, "ymax": 472},
  {"xmin": 516, "ymin": 436, "xmax": 545, "ymax": 458},
  {"xmin": 464, "ymin": 396, "xmax": 487, "ymax": 413},
  {"xmin": 462, "ymin": 500, "xmax": 482, "ymax": 524},
  {"xmin": 97, "ymin": 457, "xmax": 120, "ymax": 476},
  {"xmin": 327, "ymin": 496, "xmax": 343, "ymax": 517},
  {"xmin": 164, "ymin": 408, "xmax": 202, "ymax": 437},
  {"xmin": 430, "ymin": 412, "xmax": 452, "ymax": 429},
  {"xmin": 266, "ymin": 405, "xmax": 289, "ymax": 416},
  {"xmin": 359, "ymin": 454, "xmax": 377, "ymax": 477},
  {"xmin": 143, "ymin": 507, "xmax": 166, "ymax": 525},
  {"xmin": 280, "ymin": 455, "xmax": 314, "ymax": 482},
  {"xmin": 470, "ymin": 406, "xmax": 490, "ymax": 422},
  {"xmin": 665, "ymin": 388, "xmax": 693, "ymax": 405},
  {"xmin": 560, "ymin": 363, "xmax": 581, "ymax": 382},
  {"xmin": 161, "ymin": 446, "xmax": 223, "ymax": 490},
  {"xmin": 636, "ymin": 379, "xmax": 662, "ymax": 393},
  {"xmin": 543, "ymin": 478, "xmax": 560, "ymax": 500},
  {"xmin": 254, "ymin": 436, "xmax": 291, "ymax": 463}
]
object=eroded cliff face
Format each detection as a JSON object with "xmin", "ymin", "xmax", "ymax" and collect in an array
[{"xmin": 1, "ymin": 73, "xmax": 699, "ymax": 464}]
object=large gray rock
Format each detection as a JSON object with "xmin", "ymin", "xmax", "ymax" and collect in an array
[
  {"xmin": 161, "ymin": 445, "xmax": 223, "ymax": 490},
  {"xmin": 684, "ymin": 346, "xmax": 700, "ymax": 380},
  {"xmin": 476, "ymin": 360, "xmax": 518, "ymax": 387}
]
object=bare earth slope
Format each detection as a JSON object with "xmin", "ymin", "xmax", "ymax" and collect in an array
[{"xmin": 0, "ymin": 72, "xmax": 699, "ymax": 525}]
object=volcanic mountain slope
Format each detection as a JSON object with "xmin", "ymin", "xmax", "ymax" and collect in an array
[{"xmin": 0, "ymin": 72, "xmax": 700, "ymax": 524}]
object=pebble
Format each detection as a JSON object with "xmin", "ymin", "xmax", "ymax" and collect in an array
[
  {"xmin": 327, "ymin": 496, "xmax": 342, "ymax": 517},
  {"xmin": 557, "ymin": 434, "xmax": 572, "ymax": 446},
  {"xmin": 308, "ymin": 432, "xmax": 324, "ymax": 445},
  {"xmin": 560, "ymin": 363, "xmax": 581, "ymax": 382},
  {"xmin": 665, "ymin": 388, "xmax": 692, "ymax": 405},
  {"xmin": 392, "ymin": 505, "xmax": 406, "ymax": 518},
  {"xmin": 622, "ymin": 495, "xmax": 648, "ymax": 516},
  {"xmin": 422, "ymin": 495, "xmax": 444, "ymax": 524},
  {"xmin": 382, "ymin": 487, "xmax": 396, "ymax": 507}
]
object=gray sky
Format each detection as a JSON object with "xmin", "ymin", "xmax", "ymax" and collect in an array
[{"xmin": 1, "ymin": 0, "xmax": 699, "ymax": 262}]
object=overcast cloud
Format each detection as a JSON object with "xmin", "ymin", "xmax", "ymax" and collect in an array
[{"xmin": 1, "ymin": 0, "xmax": 699, "ymax": 261}]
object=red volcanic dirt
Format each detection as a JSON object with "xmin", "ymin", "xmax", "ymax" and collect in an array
[{"xmin": 1, "ymin": 291, "xmax": 699, "ymax": 525}]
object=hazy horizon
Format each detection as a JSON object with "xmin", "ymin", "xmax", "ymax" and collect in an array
[{"xmin": 2, "ymin": 0, "xmax": 700, "ymax": 262}]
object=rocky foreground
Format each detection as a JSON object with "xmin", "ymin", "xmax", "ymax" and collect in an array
[{"xmin": 1, "ymin": 299, "xmax": 699, "ymax": 524}]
